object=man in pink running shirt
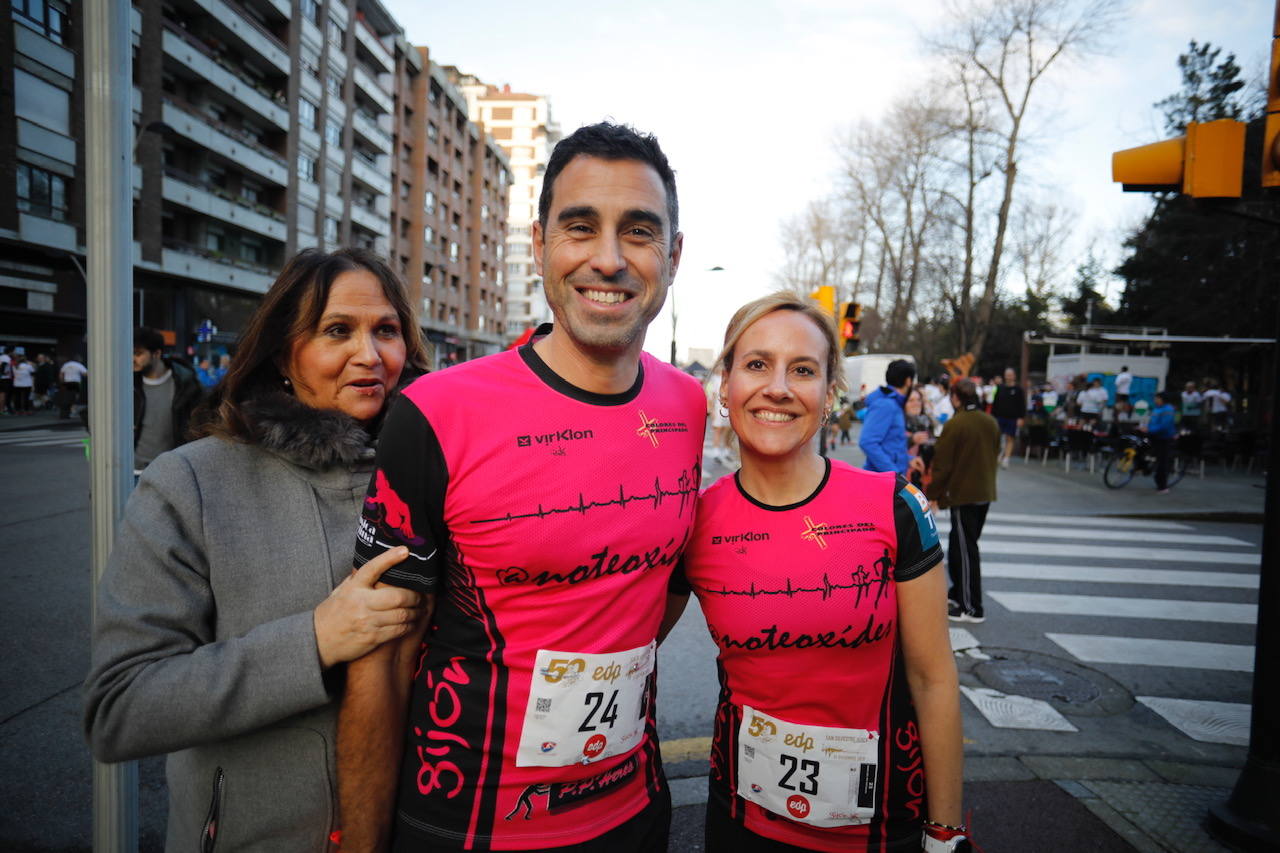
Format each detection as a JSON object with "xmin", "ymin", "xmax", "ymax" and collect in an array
[{"xmin": 339, "ymin": 122, "xmax": 706, "ymax": 852}]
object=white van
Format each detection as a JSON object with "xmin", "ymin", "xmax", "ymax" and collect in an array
[{"xmin": 843, "ymin": 353, "xmax": 916, "ymax": 403}]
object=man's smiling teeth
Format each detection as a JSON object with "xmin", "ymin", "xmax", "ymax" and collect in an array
[
  {"xmin": 581, "ymin": 289, "xmax": 628, "ymax": 304},
  {"xmin": 753, "ymin": 410, "xmax": 796, "ymax": 422}
]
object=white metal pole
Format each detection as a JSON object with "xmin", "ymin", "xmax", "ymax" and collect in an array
[{"xmin": 85, "ymin": 0, "xmax": 138, "ymax": 849}]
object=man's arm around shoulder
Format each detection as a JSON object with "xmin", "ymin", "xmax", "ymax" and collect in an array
[{"xmin": 338, "ymin": 605, "xmax": 432, "ymax": 852}]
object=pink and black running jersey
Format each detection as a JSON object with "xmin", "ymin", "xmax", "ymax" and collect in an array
[
  {"xmin": 676, "ymin": 459, "xmax": 942, "ymax": 852},
  {"xmin": 355, "ymin": 341, "xmax": 705, "ymax": 850}
]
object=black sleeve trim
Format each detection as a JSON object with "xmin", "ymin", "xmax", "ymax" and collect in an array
[
  {"xmin": 892, "ymin": 474, "xmax": 943, "ymax": 582},
  {"xmin": 354, "ymin": 396, "xmax": 449, "ymax": 593}
]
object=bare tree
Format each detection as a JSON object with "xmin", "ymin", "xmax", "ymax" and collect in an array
[
  {"xmin": 1011, "ymin": 197, "xmax": 1070, "ymax": 302},
  {"xmin": 773, "ymin": 198, "xmax": 861, "ymax": 307},
  {"xmin": 930, "ymin": 0, "xmax": 1122, "ymax": 359},
  {"xmin": 839, "ymin": 95, "xmax": 953, "ymax": 349}
]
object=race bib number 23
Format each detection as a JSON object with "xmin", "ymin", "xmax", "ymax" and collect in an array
[
  {"xmin": 736, "ymin": 705, "xmax": 880, "ymax": 827},
  {"xmin": 515, "ymin": 643, "xmax": 655, "ymax": 768}
]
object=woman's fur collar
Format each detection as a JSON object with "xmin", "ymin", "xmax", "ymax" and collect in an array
[{"xmin": 241, "ymin": 391, "xmax": 373, "ymax": 469}]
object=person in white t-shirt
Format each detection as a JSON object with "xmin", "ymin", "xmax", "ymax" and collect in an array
[
  {"xmin": 1114, "ymin": 366, "xmax": 1133, "ymax": 404},
  {"xmin": 59, "ymin": 357, "xmax": 88, "ymax": 419},
  {"xmin": 1078, "ymin": 378, "xmax": 1109, "ymax": 423},
  {"xmin": 0, "ymin": 347, "xmax": 12, "ymax": 415},
  {"xmin": 1203, "ymin": 382, "xmax": 1232, "ymax": 431},
  {"xmin": 11, "ymin": 353, "xmax": 35, "ymax": 414}
]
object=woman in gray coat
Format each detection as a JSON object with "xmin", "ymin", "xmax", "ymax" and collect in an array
[{"xmin": 85, "ymin": 248, "xmax": 430, "ymax": 851}]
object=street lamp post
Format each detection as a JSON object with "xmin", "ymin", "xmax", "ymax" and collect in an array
[{"xmin": 670, "ymin": 266, "xmax": 725, "ymax": 367}]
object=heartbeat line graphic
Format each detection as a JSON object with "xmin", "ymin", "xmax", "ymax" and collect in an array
[
  {"xmin": 469, "ymin": 468, "xmax": 699, "ymax": 525},
  {"xmin": 704, "ymin": 568, "xmax": 890, "ymax": 603}
]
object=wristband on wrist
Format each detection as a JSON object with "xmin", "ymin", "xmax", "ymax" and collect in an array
[{"xmin": 923, "ymin": 819, "xmax": 968, "ymax": 852}]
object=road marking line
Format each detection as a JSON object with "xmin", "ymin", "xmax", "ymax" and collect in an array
[
  {"xmin": 934, "ymin": 523, "xmax": 1251, "ymax": 547},
  {"xmin": 960, "ymin": 686, "xmax": 1078, "ymax": 732},
  {"xmin": 660, "ymin": 736, "xmax": 713, "ymax": 763},
  {"xmin": 982, "ymin": 562, "xmax": 1258, "ymax": 589},
  {"xmin": 988, "ymin": 591, "xmax": 1255, "ymax": 624},
  {"xmin": 1046, "ymin": 633, "xmax": 1254, "ymax": 672},
  {"xmin": 1136, "ymin": 697, "xmax": 1250, "ymax": 746},
  {"xmin": 970, "ymin": 513, "xmax": 1192, "ymax": 530},
  {"xmin": 977, "ymin": 540, "xmax": 1257, "ymax": 565}
]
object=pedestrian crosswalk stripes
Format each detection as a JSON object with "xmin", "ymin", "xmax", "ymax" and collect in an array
[
  {"xmin": 0, "ymin": 429, "xmax": 86, "ymax": 449},
  {"xmin": 952, "ymin": 510, "xmax": 1259, "ymax": 741},
  {"xmin": 1045, "ymin": 633, "xmax": 1254, "ymax": 672},
  {"xmin": 987, "ymin": 591, "xmax": 1256, "ymax": 624},
  {"xmin": 982, "ymin": 562, "xmax": 1258, "ymax": 590},
  {"xmin": 976, "ymin": 539, "xmax": 1258, "ymax": 565},
  {"xmin": 934, "ymin": 522, "xmax": 1251, "ymax": 547},
  {"xmin": 965, "ymin": 512, "xmax": 1193, "ymax": 530}
]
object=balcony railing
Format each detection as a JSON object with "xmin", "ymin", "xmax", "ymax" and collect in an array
[
  {"xmin": 163, "ymin": 95, "xmax": 287, "ymax": 170},
  {"xmin": 163, "ymin": 22, "xmax": 287, "ymax": 111},
  {"xmin": 163, "ymin": 237, "xmax": 274, "ymax": 276},
  {"xmin": 163, "ymin": 166, "xmax": 287, "ymax": 228}
]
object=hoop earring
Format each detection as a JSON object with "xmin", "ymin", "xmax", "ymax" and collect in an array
[{"xmin": 719, "ymin": 405, "xmax": 729, "ymax": 418}]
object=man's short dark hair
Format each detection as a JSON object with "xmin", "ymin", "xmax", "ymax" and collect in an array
[
  {"xmin": 538, "ymin": 122, "xmax": 679, "ymax": 240},
  {"xmin": 952, "ymin": 378, "xmax": 979, "ymax": 407},
  {"xmin": 885, "ymin": 359, "xmax": 916, "ymax": 389},
  {"xmin": 1155, "ymin": 391, "xmax": 1168, "ymax": 405},
  {"xmin": 135, "ymin": 327, "xmax": 164, "ymax": 354}
]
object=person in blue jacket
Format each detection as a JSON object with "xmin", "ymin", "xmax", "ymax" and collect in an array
[
  {"xmin": 1146, "ymin": 390, "xmax": 1177, "ymax": 494},
  {"xmin": 859, "ymin": 358, "xmax": 918, "ymax": 474}
]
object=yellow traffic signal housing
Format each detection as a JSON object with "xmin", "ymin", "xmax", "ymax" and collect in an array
[
  {"xmin": 809, "ymin": 285, "xmax": 835, "ymax": 316},
  {"xmin": 1112, "ymin": 119, "xmax": 1246, "ymax": 198},
  {"xmin": 1264, "ymin": 8, "xmax": 1280, "ymax": 187},
  {"xmin": 840, "ymin": 302, "xmax": 861, "ymax": 356}
]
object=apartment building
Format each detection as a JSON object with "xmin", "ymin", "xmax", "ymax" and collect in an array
[
  {"xmin": 449, "ymin": 72, "xmax": 560, "ymax": 338},
  {"xmin": 2, "ymin": 0, "xmax": 508, "ymax": 363}
]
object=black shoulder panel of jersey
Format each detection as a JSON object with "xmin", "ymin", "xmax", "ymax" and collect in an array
[
  {"xmin": 892, "ymin": 474, "xmax": 943, "ymax": 582},
  {"xmin": 353, "ymin": 395, "xmax": 448, "ymax": 594}
]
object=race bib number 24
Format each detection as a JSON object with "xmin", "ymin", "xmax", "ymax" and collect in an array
[{"xmin": 515, "ymin": 643, "xmax": 655, "ymax": 768}]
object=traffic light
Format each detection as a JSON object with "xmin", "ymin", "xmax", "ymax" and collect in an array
[
  {"xmin": 809, "ymin": 285, "xmax": 835, "ymax": 316},
  {"xmin": 839, "ymin": 301, "xmax": 862, "ymax": 357},
  {"xmin": 1111, "ymin": 118, "xmax": 1246, "ymax": 198},
  {"xmin": 1264, "ymin": 8, "xmax": 1280, "ymax": 187}
]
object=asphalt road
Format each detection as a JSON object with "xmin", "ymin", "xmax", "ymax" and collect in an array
[{"xmin": 0, "ymin": 427, "xmax": 1264, "ymax": 851}]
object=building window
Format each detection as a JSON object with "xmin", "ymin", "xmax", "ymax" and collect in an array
[
  {"xmin": 491, "ymin": 127, "xmax": 512, "ymax": 141},
  {"xmin": 300, "ymin": 46, "xmax": 321, "ymax": 79},
  {"xmin": 300, "ymin": 0, "xmax": 320, "ymax": 25},
  {"xmin": 325, "ymin": 118, "xmax": 342, "ymax": 146},
  {"xmin": 299, "ymin": 98, "xmax": 318, "ymax": 130},
  {"xmin": 424, "ymin": 225, "xmax": 434, "ymax": 243},
  {"xmin": 491, "ymin": 107, "xmax": 513, "ymax": 120},
  {"xmin": 239, "ymin": 180, "xmax": 261, "ymax": 204},
  {"xmin": 297, "ymin": 153, "xmax": 317, "ymax": 182},
  {"xmin": 327, "ymin": 73, "xmax": 342, "ymax": 98},
  {"xmin": 449, "ymin": 242, "xmax": 459, "ymax": 262},
  {"xmin": 14, "ymin": 69, "xmax": 70, "ymax": 135},
  {"xmin": 480, "ymin": 203, "xmax": 489, "ymax": 220},
  {"xmin": 240, "ymin": 238, "xmax": 263, "ymax": 264},
  {"xmin": 400, "ymin": 181, "xmax": 410, "ymax": 201},
  {"xmin": 16, "ymin": 163, "xmax": 68, "ymax": 221},
  {"xmin": 206, "ymin": 226, "xmax": 225, "ymax": 253},
  {"xmin": 424, "ymin": 190, "xmax": 435, "ymax": 214},
  {"xmin": 13, "ymin": 0, "xmax": 66, "ymax": 43},
  {"xmin": 327, "ymin": 17, "xmax": 344, "ymax": 48},
  {"xmin": 427, "ymin": 122, "xmax": 438, "ymax": 142},
  {"xmin": 324, "ymin": 216, "xmax": 339, "ymax": 242}
]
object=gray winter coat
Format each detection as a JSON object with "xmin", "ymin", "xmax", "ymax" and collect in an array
[{"xmin": 84, "ymin": 393, "xmax": 376, "ymax": 852}]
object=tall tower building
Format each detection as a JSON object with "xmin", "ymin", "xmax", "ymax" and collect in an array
[
  {"xmin": 1, "ymin": 0, "xmax": 507, "ymax": 363},
  {"xmin": 448, "ymin": 71, "xmax": 560, "ymax": 338}
]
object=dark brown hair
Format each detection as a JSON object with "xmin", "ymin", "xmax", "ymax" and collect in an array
[
  {"xmin": 194, "ymin": 247, "xmax": 428, "ymax": 439},
  {"xmin": 952, "ymin": 378, "xmax": 979, "ymax": 407}
]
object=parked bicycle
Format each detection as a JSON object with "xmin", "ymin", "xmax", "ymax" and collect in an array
[{"xmin": 1102, "ymin": 433, "xmax": 1188, "ymax": 489}]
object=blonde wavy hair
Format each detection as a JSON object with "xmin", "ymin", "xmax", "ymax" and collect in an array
[{"xmin": 714, "ymin": 291, "xmax": 847, "ymax": 393}]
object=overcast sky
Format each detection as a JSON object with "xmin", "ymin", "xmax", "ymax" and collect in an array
[{"xmin": 384, "ymin": 0, "xmax": 1269, "ymax": 361}]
